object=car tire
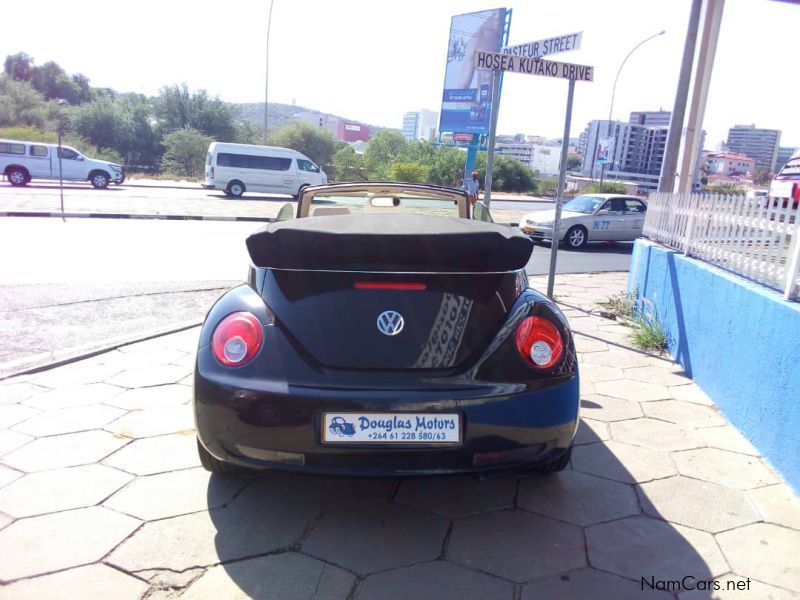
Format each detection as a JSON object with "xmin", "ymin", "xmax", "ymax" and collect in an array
[
  {"xmin": 227, "ymin": 180, "xmax": 245, "ymax": 198},
  {"xmin": 530, "ymin": 445, "xmax": 572, "ymax": 475},
  {"xmin": 197, "ymin": 439, "xmax": 257, "ymax": 477},
  {"xmin": 7, "ymin": 167, "xmax": 29, "ymax": 186},
  {"xmin": 90, "ymin": 171, "xmax": 110, "ymax": 189},
  {"xmin": 564, "ymin": 226, "xmax": 588, "ymax": 249}
]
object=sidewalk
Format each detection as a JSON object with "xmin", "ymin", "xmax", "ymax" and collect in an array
[{"xmin": 0, "ymin": 272, "xmax": 798, "ymax": 599}]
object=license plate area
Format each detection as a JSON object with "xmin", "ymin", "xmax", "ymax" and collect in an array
[{"xmin": 322, "ymin": 412, "xmax": 461, "ymax": 445}]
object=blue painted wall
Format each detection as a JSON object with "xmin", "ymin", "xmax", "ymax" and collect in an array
[{"xmin": 629, "ymin": 239, "xmax": 800, "ymax": 491}]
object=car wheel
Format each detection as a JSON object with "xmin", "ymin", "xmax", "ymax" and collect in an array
[
  {"xmin": 197, "ymin": 439, "xmax": 258, "ymax": 476},
  {"xmin": 90, "ymin": 171, "xmax": 110, "ymax": 189},
  {"xmin": 530, "ymin": 445, "xmax": 572, "ymax": 475},
  {"xmin": 227, "ymin": 181, "xmax": 245, "ymax": 198},
  {"xmin": 564, "ymin": 226, "xmax": 588, "ymax": 249},
  {"xmin": 7, "ymin": 167, "xmax": 29, "ymax": 186}
]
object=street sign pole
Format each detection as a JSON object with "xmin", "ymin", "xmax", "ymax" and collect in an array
[
  {"xmin": 57, "ymin": 126, "xmax": 65, "ymax": 222},
  {"xmin": 483, "ymin": 71, "xmax": 502, "ymax": 210},
  {"xmin": 546, "ymin": 78, "xmax": 576, "ymax": 299}
]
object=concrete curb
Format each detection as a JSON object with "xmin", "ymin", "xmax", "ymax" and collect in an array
[
  {"xmin": 0, "ymin": 320, "xmax": 202, "ymax": 382},
  {"xmin": 0, "ymin": 211, "xmax": 274, "ymax": 222}
]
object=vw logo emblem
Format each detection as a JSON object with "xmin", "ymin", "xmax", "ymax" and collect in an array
[{"xmin": 377, "ymin": 310, "xmax": 404, "ymax": 336}]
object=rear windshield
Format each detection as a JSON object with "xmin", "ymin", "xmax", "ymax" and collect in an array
[
  {"xmin": 777, "ymin": 159, "xmax": 800, "ymax": 180},
  {"xmin": 217, "ymin": 152, "xmax": 291, "ymax": 171},
  {"xmin": 310, "ymin": 191, "xmax": 459, "ymax": 218}
]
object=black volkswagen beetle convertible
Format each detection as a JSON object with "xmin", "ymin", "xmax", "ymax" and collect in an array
[{"xmin": 194, "ymin": 183, "xmax": 579, "ymax": 476}]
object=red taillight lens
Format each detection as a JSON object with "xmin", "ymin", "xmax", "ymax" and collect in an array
[
  {"xmin": 210, "ymin": 166, "xmax": 215, "ymax": 178},
  {"xmin": 515, "ymin": 316, "xmax": 564, "ymax": 369},
  {"xmin": 792, "ymin": 183, "xmax": 800, "ymax": 202},
  {"xmin": 211, "ymin": 312, "xmax": 263, "ymax": 366}
]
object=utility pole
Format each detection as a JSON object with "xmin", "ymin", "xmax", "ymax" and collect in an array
[
  {"xmin": 263, "ymin": 0, "xmax": 275, "ymax": 145},
  {"xmin": 482, "ymin": 71, "xmax": 502, "ymax": 210}
]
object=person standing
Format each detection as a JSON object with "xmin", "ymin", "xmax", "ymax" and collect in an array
[{"xmin": 464, "ymin": 170, "xmax": 480, "ymax": 205}]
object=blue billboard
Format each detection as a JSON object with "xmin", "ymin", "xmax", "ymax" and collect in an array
[{"xmin": 439, "ymin": 8, "xmax": 509, "ymax": 135}]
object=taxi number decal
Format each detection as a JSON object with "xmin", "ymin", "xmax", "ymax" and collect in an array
[{"xmin": 592, "ymin": 220, "xmax": 611, "ymax": 230}]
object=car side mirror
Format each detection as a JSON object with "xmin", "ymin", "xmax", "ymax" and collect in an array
[{"xmin": 596, "ymin": 209, "xmax": 609, "ymax": 215}]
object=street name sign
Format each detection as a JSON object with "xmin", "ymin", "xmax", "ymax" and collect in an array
[
  {"xmin": 502, "ymin": 32, "xmax": 582, "ymax": 58},
  {"xmin": 474, "ymin": 51, "xmax": 594, "ymax": 82}
]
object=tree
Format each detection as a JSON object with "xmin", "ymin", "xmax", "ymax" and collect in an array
[
  {"xmin": 426, "ymin": 146, "xmax": 466, "ymax": 186},
  {"xmin": 332, "ymin": 146, "xmax": 366, "ymax": 182},
  {"xmin": 566, "ymin": 155, "xmax": 582, "ymax": 171},
  {"xmin": 73, "ymin": 97, "xmax": 134, "ymax": 156},
  {"xmin": 270, "ymin": 121, "xmax": 338, "ymax": 168},
  {"xmin": 234, "ymin": 119, "xmax": 262, "ymax": 145},
  {"xmin": 160, "ymin": 128, "xmax": 213, "ymax": 178},
  {"xmin": 391, "ymin": 162, "xmax": 427, "ymax": 183},
  {"xmin": 4, "ymin": 52, "xmax": 34, "ymax": 82},
  {"xmin": 580, "ymin": 182, "xmax": 627, "ymax": 194},
  {"xmin": 474, "ymin": 154, "xmax": 538, "ymax": 193},
  {"xmin": 363, "ymin": 131, "xmax": 407, "ymax": 180},
  {"xmin": 752, "ymin": 166, "xmax": 772, "ymax": 186},
  {"xmin": 155, "ymin": 84, "xmax": 237, "ymax": 141},
  {"xmin": 0, "ymin": 76, "xmax": 48, "ymax": 128}
]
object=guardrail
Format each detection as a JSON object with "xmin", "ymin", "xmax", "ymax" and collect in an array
[{"xmin": 643, "ymin": 192, "xmax": 800, "ymax": 300}]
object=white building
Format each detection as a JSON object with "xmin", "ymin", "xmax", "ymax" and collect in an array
[
  {"xmin": 495, "ymin": 142, "xmax": 562, "ymax": 177},
  {"xmin": 402, "ymin": 110, "xmax": 438, "ymax": 142},
  {"xmin": 703, "ymin": 152, "xmax": 755, "ymax": 176}
]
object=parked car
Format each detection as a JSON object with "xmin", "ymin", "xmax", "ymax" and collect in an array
[
  {"xmin": 769, "ymin": 150, "xmax": 800, "ymax": 209},
  {"xmin": 519, "ymin": 193, "xmax": 647, "ymax": 248},
  {"xmin": 0, "ymin": 139, "xmax": 124, "ymax": 188},
  {"xmin": 202, "ymin": 142, "xmax": 327, "ymax": 198},
  {"xmin": 193, "ymin": 182, "xmax": 579, "ymax": 477}
]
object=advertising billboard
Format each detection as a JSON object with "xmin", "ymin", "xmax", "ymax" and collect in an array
[
  {"xmin": 439, "ymin": 8, "xmax": 508, "ymax": 135},
  {"xmin": 595, "ymin": 136, "xmax": 615, "ymax": 165}
]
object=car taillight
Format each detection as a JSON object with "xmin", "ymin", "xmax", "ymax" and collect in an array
[
  {"xmin": 515, "ymin": 316, "xmax": 564, "ymax": 369},
  {"xmin": 210, "ymin": 166, "xmax": 215, "ymax": 178},
  {"xmin": 211, "ymin": 312, "xmax": 263, "ymax": 366},
  {"xmin": 793, "ymin": 183, "xmax": 800, "ymax": 202}
]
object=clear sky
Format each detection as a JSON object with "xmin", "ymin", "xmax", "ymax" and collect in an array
[{"xmin": 3, "ymin": 0, "xmax": 797, "ymax": 148}]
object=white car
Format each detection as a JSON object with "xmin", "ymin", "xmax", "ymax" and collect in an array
[
  {"xmin": 0, "ymin": 139, "xmax": 124, "ymax": 188},
  {"xmin": 519, "ymin": 194, "xmax": 647, "ymax": 249}
]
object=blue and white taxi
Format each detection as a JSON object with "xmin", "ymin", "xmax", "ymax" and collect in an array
[{"xmin": 519, "ymin": 193, "xmax": 647, "ymax": 248}]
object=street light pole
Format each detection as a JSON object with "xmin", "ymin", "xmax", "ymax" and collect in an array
[
  {"xmin": 263, "ymin": 0, "xmax": 275, "ymax": 145},
  {"xmin": 601, "ymin": 30, "xmax": 666, "ymax": 188}
]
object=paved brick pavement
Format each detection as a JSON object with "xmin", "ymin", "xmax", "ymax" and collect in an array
[{"xmin": 1, "ymin": 272, "xmax": 798, "ymax": 599}]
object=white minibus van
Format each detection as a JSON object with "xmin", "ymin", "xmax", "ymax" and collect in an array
[{"xmin": 203, "ymin": 142, "xmax": 327, "ymax": 198}]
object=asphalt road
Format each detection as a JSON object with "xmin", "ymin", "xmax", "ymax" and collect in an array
[{"xmin": 0, "ymin": 191, "xmax": 632, "ymax": 376}]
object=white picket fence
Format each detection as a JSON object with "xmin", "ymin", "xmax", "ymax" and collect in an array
[{"xmin": 643, "ymin": 192, "xmax": 800, "ymax": 300}]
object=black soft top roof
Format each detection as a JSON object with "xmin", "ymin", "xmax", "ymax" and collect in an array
[{"xmin": 246, "ymin": 214, "xmax": 533, "ymax": 272}]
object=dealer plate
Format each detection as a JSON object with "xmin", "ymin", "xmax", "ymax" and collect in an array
[{"xmin": 322, "ymin": 413, "xmax": 460, "ymax": 444}]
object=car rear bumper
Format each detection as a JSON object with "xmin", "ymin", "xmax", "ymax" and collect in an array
[
  {"xmin": 194, "ymin": 359, "xmax": 579, "ymax": 476},
  {"xmin": 201, "ymin": 183, "xmax": 216, "ymax": 189}
]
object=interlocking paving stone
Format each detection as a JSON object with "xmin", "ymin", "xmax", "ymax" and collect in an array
[
  {"xmin": 672, "ymin": 447, "xmax": 779, "ymax": 490},
  {"xmin": 303, "ymin": 503, "xmax": 448, "ymax": 575},
  {"xmin": 3, "ymin": 430, "xmax": 128, "ymax": 472},
  {"xmin": 102, "ymin": 349, "xmax": 188, "ymax": 369},
  {"xmin": 102, "ymin": 432, "xmax": 199, "ymax": 475},
  {"xmin": 573, "ymin": 335, "xmax": 608, "ymax": 353},
  {"xmin": 595, "ymin": 379, "xmax": 671, "ymax": 402},
  {"xmin": 586, "ymin": 516, "xmax": 728, "ymax": 583},
  {"xmin": 637, "ymin": 476, "xmax": 760, "ymax": 533},
  {"xmin": 518, "ymin": 470, "xmax": 639, "ymax": 526},
  {"xmin": 698, "ymin": 425, "xmax": 760, "ymax": 456},
  {"xmin": 395, "ymin": 474, "xmax": 516, "ymax": 518},
  {"xmin": 669, "ymin": 383, "xmax": 714, "ymax": 406},
  {"xmin": 0, "ymin": 464, "xmax": 132, "ymax": 518},
  {"xmin": 26, "ymin": 363, "xmax": 124, "ymax": 389},
  {"xmin": 572, "ymin": 441, "xmax": 677, "ymax": 484},
  {"xmin": 609, "ymin": 418, "xmax": 704, "ymax": 452},
  {"xmin": 625, "ymin": 365, "xmax": 692, "ymax": 387},
  {"xmin": 447, "ymin": 510, "xmax": 586, "ymax": 583},
  {"xmin": 22, "ymin": 382, "xmax": 125, "ymax": 410},
  {"xmin": 104, "ymin": 384, "xmax": 192, "ymax": 410},
  {"xmin": 0, "ymin": 563, "xmax": 148, "ymax": 599},
  {"xmin": 0, "ymin": 382, "xmax": 51, "ymax": 404},
  {"xmin": 0, "ymin": 429, "xmax": 32, "ymax": 457},
  {"xmin": 581, "ymin": 349, "xmax": 654, "ymax": 368},
  {"xmin": 182, "ymin": 552, "xmax": 354, "ymax": 600},
  {"xmin": 105, "ymin": 405, "xmax": 194, "ymax": 438},
  {"xmin": 679, "ymin": 574, "xmax": 800, "ymax": 599},
  {"xmin": 104, "ymin": 467, "xmax": 246, "ymax": 521},
  {"xmin": 105, "ymin": 365, "xmax": 193, "ymax": 389},
  {"xmin": 716, "ymin": 524, "xmax": 800, "ymax": 591},
  {"xmin": 523, "ymin": 567, "xmax": 673, "ymax": 600},
  {"xmin": 137, "ymin": 567, "xmax": 205, "ymax": 592},
  {"xmin": 574, "ymin": 417, "xmax": 609, "ymax": 445},
  {"xmin": 0, "ymin": 465, "xmax": 23, "ymax": 489},
  {"xmin": 12, "ymin": 404, "xmax": 125, "ymax": 437},
  {"xmin": 579, "ymin": 394, "xmax": 643, "ymax": 422},
  {"xmin": 642, "ymin": 400, "xmax": 726, "ymax": 427},
  {"xmin": 356, "ymin": 560, "xmax": 514, "ymax": 600},
  {"xmin": 578, "ymin": 363, "xmax": 625, "ymax": 384},
  {"xmin": 0, "ymin": 506, "xmax": 140, "ymax": 581},
  {"xmin": 748, "ymin": 484, "xmax": 800, "ymax": 531},
  {"xmin": 0, "ymin": 404, "xmax": 39, "ymax": 429}
]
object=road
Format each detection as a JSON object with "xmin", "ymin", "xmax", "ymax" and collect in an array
[{"xmin": 0, "ymin": 186, "xmax": 632, "ymax": 376}]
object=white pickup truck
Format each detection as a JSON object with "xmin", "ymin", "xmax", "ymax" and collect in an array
[{"xmin": 0, "ymin": 139, "xmax": 124, "ymax": 188}]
